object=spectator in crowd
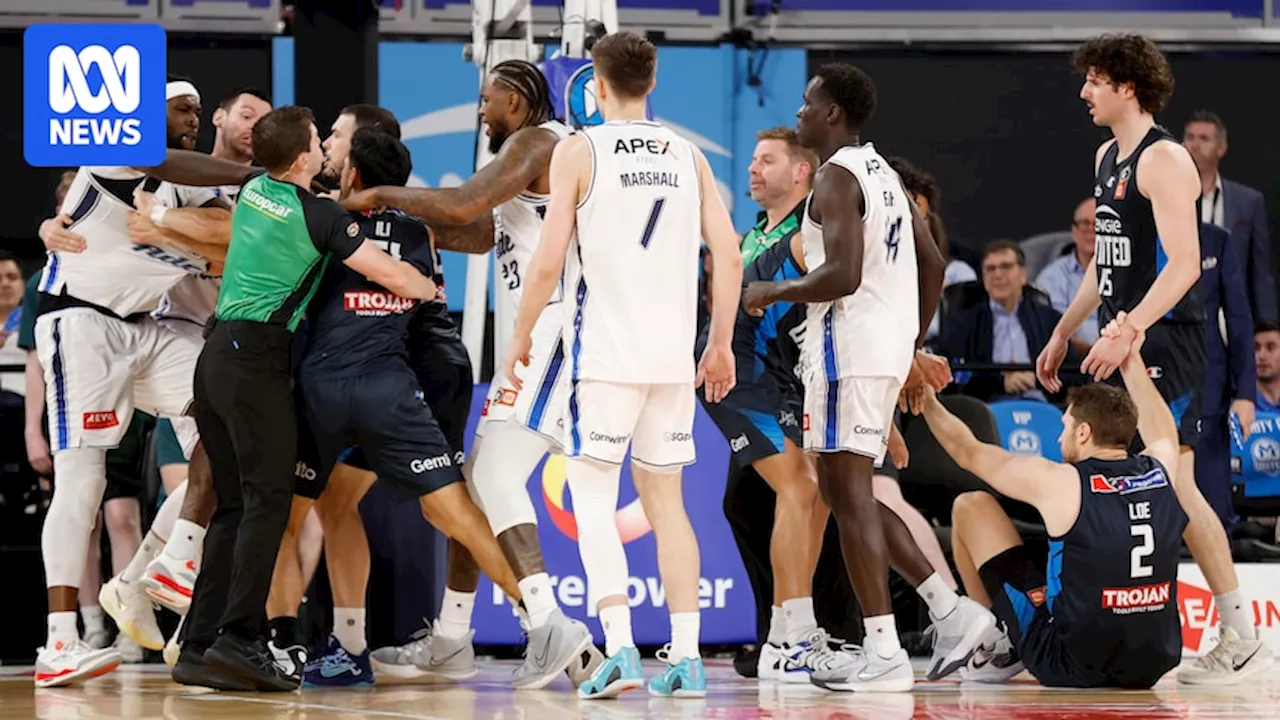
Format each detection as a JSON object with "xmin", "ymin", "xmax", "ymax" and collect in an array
[
  {"xmin": 1256, "ymin": 321, "xmax": 1280, "ymax": 413},
  {"xmin": 1035, "ymin": 198, "xmax": 1098, "ymax": 350},
  {"xmin": 888, "ymin": 156, "xmax": 976, "ymax": 341},
  {"xmin": 0, "ymin": 250, "xmax": 24, "ymax": 397},
  {"xmin": 939, "ymin": 240, "xmax": 1062, "ymax": 403},
  {"xmin": 1183, "ymin": 111, "xmax": 1276, "ymax": 323},
  {"xmin": 1196, "ymin": 222, "xmax": 1256, "ymax": 530}
]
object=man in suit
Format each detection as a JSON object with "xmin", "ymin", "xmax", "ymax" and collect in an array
[
  {"xmin": 1183, "ymin": 111, "xmax": 1276, "ymax": 323},
  {"xmin": 1196, "ymin": 222, "xmax": 1256, "ymax": 530}
]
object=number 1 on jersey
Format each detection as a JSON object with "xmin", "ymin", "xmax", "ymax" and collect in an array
[{"xmin": 639, "ymin": 197, "xmax": 666, "ymax": 249}]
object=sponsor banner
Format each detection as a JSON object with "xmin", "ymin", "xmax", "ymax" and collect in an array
[
  {"xmin": 1233, "ymin": 411, "xmax": 1280, "ymax": 498},
  {"xmin": 1177, "ymin": 562, "xmax": 1280, "ymax": 656},
  {"xmin": 461, "ymin": 383, "xmax": 755, "ymax": 645},
  {"xmin": 989, "ymin": 399, "xmax": 1064, "ymax": 462}
]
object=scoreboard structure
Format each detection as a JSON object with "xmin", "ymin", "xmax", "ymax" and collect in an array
[{"xmin": 2, "ymin": 0, "xmax": 1279, "ymax": 42}]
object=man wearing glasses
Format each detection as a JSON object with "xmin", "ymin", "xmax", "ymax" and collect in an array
[{"xmin": 1036, "ymin": 199, "xmax": 1099, "ymax": 352}]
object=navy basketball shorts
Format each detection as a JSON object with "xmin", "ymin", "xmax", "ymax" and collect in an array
[
  {"xmin": 699, "ymin": 375, "xmax": 802, "ymax": 470},
  {"xmin": 1109, "ymin": 320, "xmax": 1205, "ymax": 449},
  {"xmin": 295, "ymin": 367, "xmax": 463, "ymax": 501}
]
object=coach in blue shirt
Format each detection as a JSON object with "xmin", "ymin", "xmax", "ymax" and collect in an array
[{"xmin": 1196, "ymin": 222, "xmax": 1257, "ymax": 530}]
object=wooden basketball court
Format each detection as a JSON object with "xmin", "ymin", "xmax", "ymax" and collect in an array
[{"xmin": 5, "ymin": 659, "xmax": 1279, "ymax": 719}]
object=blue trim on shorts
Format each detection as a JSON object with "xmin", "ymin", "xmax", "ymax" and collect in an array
[
  {"xmin": 529, "ymin": 335, "xmax": 565, "ymax": 433},
  {"xmin": 40, "ymin": 254, "xmax": 60, "ymax": 292},
  {"xmin": 1045, "ymin": 539, "xmax": 1064, "ymax": 613},
  {"xmin": 568, "ymin": 270, "xmax": 588, "ymax": 457},
  {"xmin": 741, "ymin": 407, "xmax": 785, "ymax": 453},
  {"xmin": 51, "ymin": 317, "xmax": 69, "ymax": 451},
  {"xmin": 1002, "ymin": 583, "xmax": 1035, "ymax": 648},
  {"xmin": 822, "ymin": 311, "xmax": 838, "ymax": 449}
]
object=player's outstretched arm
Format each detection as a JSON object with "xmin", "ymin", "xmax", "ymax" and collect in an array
[
  {"xmin": 748, "ymin": 164, "xmax": 864, "ymax": 308},
  {"xmin": 920, "ymin": 384, "xmax": 1075, "ymax": 508},
  {"xmin": 346, "ymin": 126, "xmax": 559, "ymax": 226},
  {"xmin": 133, "ymin": 149, "xmax": 257, "ymax": 188},
  {"xmin": 1122, "ymin": 142, "xmax": 1202, "ymax": 334},
  {"xmin": 1114, "ymin": 321, "xmax": 1181, "ymax": 473},
  {"xmin": 344, "ymin": 241, "xmax": 437, "ymax": 300},
  {"xmin": 907, "ymin": 184, "xmax": 945, "ymax": 349},
  {"xmin": 429, "ymin": 214, "xmax": 497, "ymax": 255}
]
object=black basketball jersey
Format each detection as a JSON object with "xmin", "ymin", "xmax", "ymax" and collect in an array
[
  {"xmin": 1093, "ymin": 125, "xmax": 1204, "ymax": 326},
  {"xmin": 301, "ymin": 208, "xmax": 434, "ymax": 380},
  {"xmin": 1048, "ymin": 454, "xmax": 1187, "ymax": 682},
  {"xmin": 407, "ymin": 243, "xmax": 471, "ymax": 371}
]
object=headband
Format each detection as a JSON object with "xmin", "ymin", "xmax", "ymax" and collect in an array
[{"xmin": 166, "ymin": 81, "xmax": 200, "ymax": 102}]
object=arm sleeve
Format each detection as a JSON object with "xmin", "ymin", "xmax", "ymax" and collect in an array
[{"xmin": 303, "ymin": 195, "xmax": 364, "ymax": 260}]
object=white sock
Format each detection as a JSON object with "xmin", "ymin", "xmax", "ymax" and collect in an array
[
  {"xmin": 508, "ymin": 594, "xmax": 531, "ymax": 631},
  {"xmin": 333, "ymin": 607, "xmax": 367, "ymax": 655},
  {"xmin": 782, "ymin": 597, "xmax": 818, "ymax": 644},
  {"xmin": 917, "ymin": 572, "xmax": 960, "ymax": 619},
  {"xmin": 766, "ymin": 605, "xmax": 786, "ymax": 646},
  {"xmin": 162, "ymin": 520, "xmax": 206, "ymax": 563},
  {"xmin": 599, "ymin": 604, "xmax": 634, "ymax": 656},
  {"xmin": 669, "ymin": 612, "xmax": 700, "ymax": 661},
  {"xmin": 121, "ymin": 532, "xmax": 164, "ymax": 584},
  {"xmin": 863, "ymin": 613, "xmax": 902, "ymax": 658},
  {"xmin": 518, "ymin": 573, "xmax": 557, "ymax": 628},
  {"xmin": 1216, "ymin": 589, "xmax": 1258, "ymax": 641},
  {"xmin": 49, "ymin": 611, "xmax": 79, "ymax": 646},
  {"xmin": 81, "ymin": 605, "xmax": 105, "ymax": 637},
  {"xmin": 437, "ymin": 588, "xmax": 475, "ymax": 639}
]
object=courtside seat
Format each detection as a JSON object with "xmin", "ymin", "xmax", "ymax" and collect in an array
[{"xmin": 988, "ymin": 399, "xmax": 1065, "ymax": 463}]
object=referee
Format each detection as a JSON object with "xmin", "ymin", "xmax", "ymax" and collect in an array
[{"xmin": 175, "ymin": 106, "xmax": 437, "ymax": 692}]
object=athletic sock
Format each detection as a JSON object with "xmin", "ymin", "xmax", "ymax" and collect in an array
[
  {"xmin": 437, "ymin": 588, "xmax": 476, "ymax": 639},
  {"xmin": 669, "ymin": 612, "xmax": 700, "ymax": 661},
  {"xmin": 162, "ymin": 520, "xmax": 206, "ymax": 562},
  {"xmin": 79, "ymin": 606, "xmax": 105, "ymax": 639},
  {"xmin": 333, "ymin": 607, "xmax": 367, "ymax": 655},
  {"xmin": 268, "ymin": 616, "xmax": 300, "ymax": 647},
  {"xmin": 917, "ymin": 572, "xmax": 960, "ymax": 619},
  {"xmin": 517, "ymin": 573, "xmax": 557, "ymax": 628},
  {"xmin": 782, "ymin": 597, "xmax": 818, "ymax": 645},
  {"xmin": 49, "ymin": 611, "xmax": 79, "ymax": 647},
  {"xmin": 1216, "ymin": 589, "xmax": 1258, "ymax": 641},
  {"xmin": 863, "ymin": 614, "xmax": 902, "ymax": 658},
  {"xmin": 766, "ymin": 605, "xmax": 786, "ymax": 646},
  {"xmin": 121, "ymin": 532, "xmax": 163, "ymax": 584},
  {"xmin": 599, "ymin": 604, "xmax": 634, "ymax": 657}
]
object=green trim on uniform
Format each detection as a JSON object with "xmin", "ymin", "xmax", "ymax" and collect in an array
[{"xmin": 740, "ymin": 199, "xmax": 805, "ymax": 266}]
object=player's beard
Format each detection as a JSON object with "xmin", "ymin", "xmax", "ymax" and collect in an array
[{"xmin": 488, "ymin": 125, "xmax": 510, "ymax": 155}]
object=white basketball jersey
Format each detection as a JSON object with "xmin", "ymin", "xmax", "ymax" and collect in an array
[
  {"xmin": 564, "ymin": 121, "xmax": 702, "ymax": 384},
  {"xmin": 152, "ymin": 181, "xmax": 240, "ymax": 325},
  {"xmin": 494, "ymin": 120, "xmax": 573, "ymax": 312},
  {"xmin": 39, "ymin": 166, "xmax": 212, "ymax": 317},
  {"xmin": 801, "ymin": 144, "xmax": 919, "ymax": 382}
]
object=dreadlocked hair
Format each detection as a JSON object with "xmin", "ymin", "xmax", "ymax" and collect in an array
[{"xmin": 491, "ymin": 60, "xmax": 554, "ymax": 127}]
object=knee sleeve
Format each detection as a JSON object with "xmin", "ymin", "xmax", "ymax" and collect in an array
[
  {"xmin": 43, "ymin": 447, "xmax": 109, "ymax": 588},
  {"xmin": 151, "ymin": 480, "xmax": 188, "ymax": 542},
  {"xmin": 565, "ymin": 457, "xmax": 629, "ymax": 608},
  {"xmin": 470, "ymin": 421, "xmax": 549, "ymax": 535}
]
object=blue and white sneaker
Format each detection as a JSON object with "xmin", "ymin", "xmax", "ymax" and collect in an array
[
  {"xmin": 780, "ymin": 629, "xmax": 859, "ymax": 684},
  {"xmin": 577, "ymin": 646, "xmax": 644, "ymax": 699},
  {"xmin": 648, "ymin": 645, "xmax": 707, "ymax": 698},
  {"xmin": 303, "ymin": 635, "xmax": 374, "ymax": 688}
]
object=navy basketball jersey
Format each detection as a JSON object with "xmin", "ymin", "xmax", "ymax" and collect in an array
[
  {"xmin": 301, "ymin": 208, "xmax": 434, "ymax": 379},
  {"xmin": 1048, "ymin": 454, "xmax": 1187, "ymax": 683},
  {"xmin": 1094, "ymin": 126, "xmax": 1204, "ymax": 326},
  {"xmin": 737, "ymin": 239, "xmax": 806, "ymax": 388},
  {"xmin": 407, "ymin": 242, "xmax": 470, "ymax": 371}
]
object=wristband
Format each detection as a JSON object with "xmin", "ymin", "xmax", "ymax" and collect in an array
[{"xmin": 150, "ymin": 204, "xmax": 169, "ymax": 228}]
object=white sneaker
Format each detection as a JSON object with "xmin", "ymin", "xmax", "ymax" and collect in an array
[
  {"xmin": 926, "ymin": 596, "xmax": 997, "ymax": 681},
  {"xmin": 113, "ymin": 635, "xmax": 145, "ymax": 664},
  {"xmin": 163, "ymin": 615, "xmax": 185, "ymax": 667},
  {"xmin": 34, "ymin": 639, "xmax": 121, "ymax": 688},
  {"xmin": 140, "ymin": 554, "xmax": 196, "ymax": 615},
  {"xmin": 755, "ymin": 642, "xmax": 785, "ymax": 682},
  {"xmin": 98, "ymin": 575, "xmax": 164, "ymax": 651},
  {"xmin": 810, "ymin": 645, "xmax": 914, "ymax": 693},
  {"xmin": 83, "ymin": 628, "xmax": 111, "ymax": 650},
  {"xmin": 270, "ymin": 640, "xmax": 309, "ymax": 684},
  {"xmin": 779, "ymin": 630, "xmax": 860, "ymax": 685},
  {"xmin": 1177, "ymin": 627, "xmax": 1274, "ymax": 685},
  {"xmin": 958, "ymin": 624, "xmax": 1024, "ymax": 683}
]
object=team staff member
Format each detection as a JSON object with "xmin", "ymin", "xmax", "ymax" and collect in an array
[{"xmin": 180, "ymin": 106, "xmax": 437, "ymax": 692}]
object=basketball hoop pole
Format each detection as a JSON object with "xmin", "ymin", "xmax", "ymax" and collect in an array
[
  {"xmin": 558, "ymin": 0, "xmax": 617, "ymax": 58},
  {"xmin": 460, "ymin": 0, "xmax": 539, "ymax": 383}
]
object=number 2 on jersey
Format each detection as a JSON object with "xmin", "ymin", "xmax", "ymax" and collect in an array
[
  {"xmin": 1130, "ymin": 523, "xmax": 1154, "ymax": 578},
  {"xmin": 639, "ymin": 197, "xmax": 666, "ymax": 249}
]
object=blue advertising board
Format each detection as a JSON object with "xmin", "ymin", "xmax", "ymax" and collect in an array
[
  {"xmin": 989, "ymin": 399, "xmax": 1065, "ymax": 462},
  {"xmin": 272, "ymin": 38, "xmax": 808, "ymax": 312},
  {"xmin": 743, "ymin": 0, "xmax": 1262, "ymax": 14},
  {"xmin": 449, "ymin": 384, "xmax": 753, "ymax": 645}
]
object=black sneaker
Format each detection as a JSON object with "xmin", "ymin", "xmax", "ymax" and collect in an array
[
  {"xmin": 733, "ymin": 644, "xmax": 760, "ymax": 678},
  {"xmin": 204, "ymin": 632, "xmax": 298, "ymax": 692},
  {"xmin": 172, "ymin": 645, "xmax": 255, "ymax": 691}
]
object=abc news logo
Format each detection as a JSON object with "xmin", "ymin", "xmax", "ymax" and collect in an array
[{"xmin": 24, "ymin": 24, "xmax": 166, "ymax": 167}]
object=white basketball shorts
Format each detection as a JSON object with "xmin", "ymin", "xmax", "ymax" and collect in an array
[
  {"xmin": 565, "ymin": 380, "xmax": 696, "ymax": 471},
  {"xmin": 478, "ymin": 312, "xmax": 568, "ymax": 446},
  {"xmin": 155, "ymin": 318, "xmax": 205, "ymax": 460},
  {"xmin": 803, "ymin": 374, "xmax": 900, "ymax": 463},
  {"xmin": 36, "ymin": 308, "xmax": 201, "ymax": 452}
]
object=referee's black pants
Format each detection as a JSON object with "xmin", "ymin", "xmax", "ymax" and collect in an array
[{"xmin": 186, "ymin": 320, "xmax": 298, "ymax": 647}]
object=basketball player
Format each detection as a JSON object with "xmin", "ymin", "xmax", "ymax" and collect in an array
[
  {"xmin": 342, "ymin": 61, "xmax": 604, "ymax": 688},
  {"xmin": 31, "ymin": 79, "xmax": 257, "ymax": 687},
  {"xmin": 924, "ymin": 326, "xmax": 1186, "ymax": 687},
  {"xmin": 503, "ymin": 32, "xmax": 741, "ymax": 699},
  {"xmin": 742, "ymin": 64, "xmax": 986, "ymax": 693},
  {"xmin": 1035, "ymin": 34, "xmax": 1272, "ymax": 684}
]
